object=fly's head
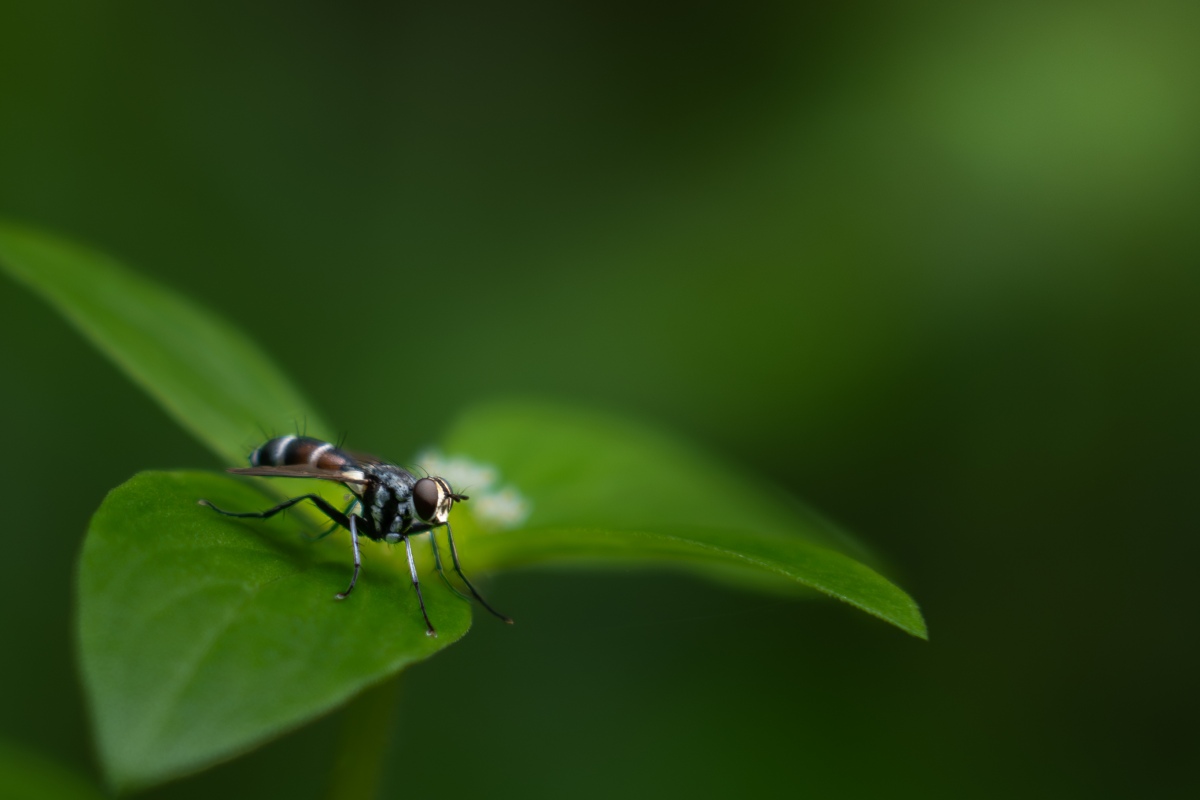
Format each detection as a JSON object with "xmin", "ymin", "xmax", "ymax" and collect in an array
[{"xmin": 412, "ymin": 476, "xmax": 468, "ymax": 525}]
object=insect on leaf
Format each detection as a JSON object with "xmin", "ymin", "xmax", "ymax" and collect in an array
[
  {"xmin": 4, "ymin": 222, "xmax": 926, "ymax": 795},
  {"xmin": 78, "ymin": 471, "xmax": 471, "ymax": 793}
]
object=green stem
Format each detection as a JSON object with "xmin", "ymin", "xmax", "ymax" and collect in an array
[{"xmin": 324, "ymin": 674, "xmax": 403, "ymax": 800}]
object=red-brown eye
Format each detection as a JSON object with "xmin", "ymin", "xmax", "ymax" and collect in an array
[{"xmin": 413, "ymin": 478, "xmax": 440, "ymax": 521}]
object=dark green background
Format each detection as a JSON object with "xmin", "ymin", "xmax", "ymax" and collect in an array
[{"xmin": 1, "ymin": 1, "xmax": 1196, "ymax": 797}]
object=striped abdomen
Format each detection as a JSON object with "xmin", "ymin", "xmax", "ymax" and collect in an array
[{"xmin": 250, "ymin": 435, "xmax": 357, "ymax": 472}]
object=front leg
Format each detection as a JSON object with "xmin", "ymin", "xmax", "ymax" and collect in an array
[
  {"xmin": 408, "ymin": 522, "xmax": 512, "ymax": 625},
  {"xmin": 404, "ymin": 535, "xmax": 437, "ymax": 637}
]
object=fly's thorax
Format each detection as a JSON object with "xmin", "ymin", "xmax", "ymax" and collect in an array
[{"xmin": 360, "ymin": 464, "xmax": 418, "ymax": 536}]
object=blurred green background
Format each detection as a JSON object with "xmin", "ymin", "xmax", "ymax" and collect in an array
[{"xmin": 1, "ymin": 1, "xmax": 1197, "ymax": 797}]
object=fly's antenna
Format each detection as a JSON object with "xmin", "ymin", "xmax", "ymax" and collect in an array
[{"xmin": 451, "ymin": 480, "xmax": 474, "ymax": 501}]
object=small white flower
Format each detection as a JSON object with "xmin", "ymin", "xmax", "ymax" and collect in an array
[
  {"xmin": 473, "ymin": 488, "xmax": 532, "ymax": 529},
  {"xmin": 415, "ymin": 450, "xmax": 531, "ymax": 530}
]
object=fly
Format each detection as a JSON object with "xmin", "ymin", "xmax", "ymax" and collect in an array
[{"xmin": 198, "ymin": 435, "xmax": 512, "ymax": 636}]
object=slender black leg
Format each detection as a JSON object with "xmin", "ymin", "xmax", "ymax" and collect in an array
[
  {"xmin": 405, "ymin": 536, "xmax": 437, "ymax": 637},
  {"xmin": 305, "ymin": 498, "xmax": 359, "ymax": 542},
  {"xmin": 199, "ymin": 493, "xmax": 352, "ymax": 530},
  {"xmin": 445, "ymin": 523, "xmax": 513, "ymax": 624},
  {"xmin": 427, "ymin": 530, "xmax": 473, "ymax": 602},
  {"xmin": 308, "ymin": 519, "xmax": 341, "ymax": 542},
  {"xmin": 335, "ymin": 515, "xmax": 363, "ymax": 600}
]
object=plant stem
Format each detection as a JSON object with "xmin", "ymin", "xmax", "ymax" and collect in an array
[{"xmin": 324, "ymin": 674, "xmax": 403, "ymax": 800}]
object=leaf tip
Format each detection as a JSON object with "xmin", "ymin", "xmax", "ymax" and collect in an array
[{"xmin": 899, "ymin": 606, "xmax": 929, "ymax": 641}]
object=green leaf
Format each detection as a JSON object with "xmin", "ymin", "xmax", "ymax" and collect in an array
[
  {"xmin": 0, "ymin": 220, "xmax": 330, "ymax": 463},
  {"xmin": 435, "ymin": 400, "xmax": 927, "ymax": 639},
  {"xmin": 77, "ymin": 471, "xmax": 470, "ymax": 794},
  {"xmin": 4, "ymin": 222, "xmax": 923, "ymax": 793}
]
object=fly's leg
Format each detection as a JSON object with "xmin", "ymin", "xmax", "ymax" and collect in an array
[
  {"xmin": 199, "ymin": 493, "xmax": 351, "ymax": 529},
  {"xmin": 200, "ymin": 494, "xmax": 368, "ymax": 600},
  {"xmin": 308, "ymin": 520, "xmax": 340, "ymax": 542},
  {"xmin": 427, "ymin": 530, "xmax": 473, "ymax": 603},
  {"xmin": 405, "ymin": 536, "xmax": 437, "ymax": 637},
  {"xmin": 445, "ymin": 522, "xmax": 513, "ymax": 624},
  {"xmin": 305, "ymin": 498, "xmax": 359, "ymax": 542},
  {"xmin": 335, "ymin": 515, "xmax": 363, "ymax": 600}
]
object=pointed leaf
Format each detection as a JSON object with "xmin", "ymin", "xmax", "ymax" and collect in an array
[
  {"xmin": 435, "ymin": 401, "xmax": 927, "ymax": 639},
  {"xmin": 78, "ymin": 471, "xmax": 470, "ymax": 793},
  {"xmin": 0, "ymin": 220, "xmax": 329, "ymax": 463}
]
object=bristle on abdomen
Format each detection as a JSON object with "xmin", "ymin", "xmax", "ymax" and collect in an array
[{"xmin": 250, "ymin": 435, "xmax": 357, "ymax": 471}]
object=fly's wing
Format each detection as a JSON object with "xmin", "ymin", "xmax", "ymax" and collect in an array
[
  {"xmin": 227, "ymin": 465, "xmax": 369, "ymax": 485},
  {"xmin": 344, "ymin": 449, "xmax": 388, "ymax": 466},
  {"xmin": 345, "ymin": 450, "xmax": 426, "ymax": 482}
]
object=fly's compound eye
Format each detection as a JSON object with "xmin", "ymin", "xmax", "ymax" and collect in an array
[{"xmin": 412, "ymin": 478, "xmax": 442, "ymax": 522}]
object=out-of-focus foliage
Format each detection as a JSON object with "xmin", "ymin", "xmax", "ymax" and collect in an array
[
  {"xmin": 0, "ymin": 740, "xmax": 105, "ymax": 800},
  {"xmin": 0, "ymin": 221, "xmax": 331, "ymax": 463},
  {"xmin": 1, "ymin": 0, "xmax": 1197, "ymax": 798}
]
